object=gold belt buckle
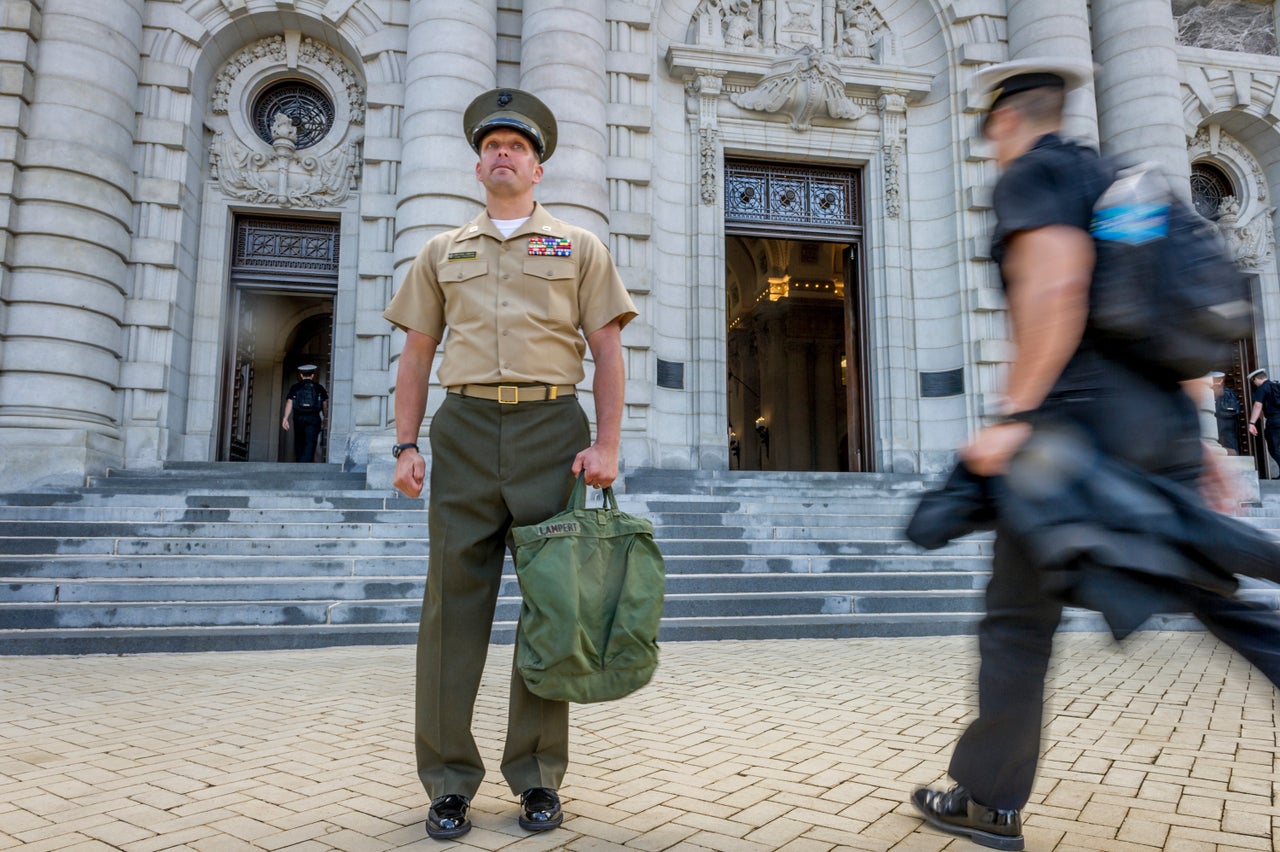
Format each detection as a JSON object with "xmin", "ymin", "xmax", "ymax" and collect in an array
[{"xmin": 497, "ymin": 385, "xmax": 519, "ymax": 404}]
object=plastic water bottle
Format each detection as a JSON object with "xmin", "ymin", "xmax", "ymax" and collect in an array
[{"xmin": 1091, "ymin": 163, "xmax": 1171, "ymax": 245}]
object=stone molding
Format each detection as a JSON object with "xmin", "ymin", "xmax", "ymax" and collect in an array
[
  {"xmin": 667, "ymin": 42, "xmax": 932, "ymax": 101},
  {"xmin": 729, "ymin": 46, "xmax": 866, "ymax": 130},
  {"xmin": 207, "ymin": 32, "xmax": 365, "ymax": 210},
  {"xmin": 668, "ymin": 43, "xmax": 929, "ymax": 209},
  {"xmin": 1179, "ymin": 50, "xmax": 1280, "ymax": 132}
]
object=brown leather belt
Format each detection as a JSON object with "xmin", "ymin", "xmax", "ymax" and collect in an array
[{"xmin": 448, "ymin": 384, "xmax": 576, "ymax": 404}]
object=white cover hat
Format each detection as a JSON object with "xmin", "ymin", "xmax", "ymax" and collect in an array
[{"xmin": 972, "ymin": 58, "xmax": 1094, "ymax": 112}]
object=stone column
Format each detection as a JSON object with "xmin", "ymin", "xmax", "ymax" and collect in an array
[
  {"xmin": 394, "ymin": 1, "xmax": 497, "ymax": 261},
  {"xmin": 1006, "ymin": 0, "xmax": 1097, "ymax": 144},
  {"xmin": 378, "ymin": 0, "xmax": 497, "ymax": 480},
  {"xmin": 1091, "ymin": 0, "xmax": 1190, "ymax": 193},
  {"xmin": 0, "ymin": 0, "xmax": 144, "ymax": 488},
  {"xmin": 520, "ymin": 0, "xmax": 609, "ymax": 237},
  {"xmin": 0, "ymin": 0, "xmax": 39, "ymax": 354}
]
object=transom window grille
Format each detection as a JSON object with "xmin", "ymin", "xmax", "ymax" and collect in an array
[
  {"xmin": 725, "ymin": 160, "xmax": 860, "ymax": 238},
  {"xmin": 1190, "ymin": 162, "xmax": 1236, "ymax": 220},
  {"xmin": 252, "ymin": 80, "xmax": 335, "ymax": 149},
  {"xmin": 233, "ymin": 217, "xmax": 340, "ymax": 277}
]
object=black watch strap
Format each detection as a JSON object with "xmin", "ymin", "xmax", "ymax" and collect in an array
[{"xmin": 392, "ymin": 442, "xmax": 419, "ymax": 458}]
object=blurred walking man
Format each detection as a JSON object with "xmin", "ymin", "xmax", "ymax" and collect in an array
[{"xmin": 910, "ymin": 59, "xmax": 1280, "ymax": 850}]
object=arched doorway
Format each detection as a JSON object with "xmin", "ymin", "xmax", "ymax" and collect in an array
[{"xmin": 220, "ymin": 215, "xmax": 338, "ymax": 462}]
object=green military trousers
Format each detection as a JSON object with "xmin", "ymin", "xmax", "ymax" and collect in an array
[{"xmin": 415, "ymin": 391, "xmax": 590, "ymax": 800}]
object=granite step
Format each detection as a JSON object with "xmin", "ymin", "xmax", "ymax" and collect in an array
[{"xmin": 1, "ymin": 464, "xmax": 1273, "ymax": 655}]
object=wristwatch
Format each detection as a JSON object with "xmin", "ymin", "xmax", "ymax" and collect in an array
[{"xmin": 392, "ymin": 442, "xmax": 419, "ymax": 459}]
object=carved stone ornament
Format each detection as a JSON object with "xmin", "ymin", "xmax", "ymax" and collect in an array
[
  {"xmin": 879, "ymin": 90, "xmax": 906, "ymax": 218},
  {"xmin": 209, "ymin": 33, "xmax": 365, "ymax": 209},
  {"xmin": 834, "ymin": 0, "xmax": 887, "ymax": 60},
  {"xmin": 690, "ymin": 0, "xmax": 896, "ymax": 59},
  {"xmin": 693, "ymin": 0, "xmax": 768, "ymax": 50},
  {"xmin": 1187, "ymin": 126, "xmax": 1275, "ymax": 269},
  {"xmin": 1189, "ymin": 126, "xmax": 1267, "ymax": 200},
  {"xmin": 882, "ymin": 144, "xmax": 902, "ymax": 218},
  {"xmin": 212, "ymin": 35, "xmax": 365, "ymax": 125},
  {"xmin": 1215, "ymin": 196, "xmax": 1276, "ymax": 270},
  {"xmin": 730, "ymin": 46, "xmax": 866, "ymax": 130},
  {"xmin": 699, "ymin": 127, "xmax": 719, "ymax": 204},
  {"xmin": 211, "ymin": 131, "xmax": 360, "ymax": 209}
]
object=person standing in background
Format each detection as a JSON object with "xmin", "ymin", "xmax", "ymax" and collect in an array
[
  {"xmin": 1247, "ymin": 367, "xmax": 1280, "ymax": 475},
  {"xmin": 281, "ymin": 364, "xmax": 327, "ymax": 463},
  {"xmin": 1211, "ymin": 371, "xmax": 1242, "ymax": 455}
]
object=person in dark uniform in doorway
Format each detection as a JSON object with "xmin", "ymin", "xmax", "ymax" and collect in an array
[
  {"xmin": 281, "ymin": 364, "xmax": 327, "ymax": 463},
  {"xmin": 909, "ymin": 59, "xmax": 1280, "ymax": 850},
  {"xmin": 1211, "ymin": 371, "xmax": 1242, "ymax": 454},
  {"xmin": 384, "ymin": 88, "xmax": 637, "ymax": 841},
  {"xmin": 1247, "ymin": 367, "xmax": 1280, "ymax": 475}
]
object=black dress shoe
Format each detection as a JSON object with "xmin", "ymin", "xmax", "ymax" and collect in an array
[
  {"xmin": 518, "ymin": 787, "xmax": 563, "ymax": 831},
  {"xmin": 911, "ymin": 785, "xmax": 1023, "ymax": 850},
  {"xmin": 426, "ymin": 794, "xmax": 471, "ymax": 840}
]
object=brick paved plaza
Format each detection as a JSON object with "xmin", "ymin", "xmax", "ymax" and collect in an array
[{"xmin": 1, "ymin": 633, "xmax": 1277, "ymax": 851}]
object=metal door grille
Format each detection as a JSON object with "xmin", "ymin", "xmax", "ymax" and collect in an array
[
  {"xmin": 725, "ymin": 160, "xmax": 860, "ymax": 238},
  {"xmin": 233, "ymin": 217, "xmax": 340, "ymax": 277}
]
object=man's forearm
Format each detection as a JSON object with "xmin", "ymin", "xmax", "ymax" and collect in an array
[
  {"xmin": 585, "ymin": 321, "xmax": 625, "ymax": 449},
  {"xmin": 394, "ymin": 331, "xmax": 438, "ymax": 442},
  {"xmin": 1002, "ymin": 226, "xmax": 1094, "ymax": 412}
]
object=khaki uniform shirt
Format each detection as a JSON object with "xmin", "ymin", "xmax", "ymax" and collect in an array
[{"xmin": 385, "ymin": 203, "xmax": 637, "ymax": 387}]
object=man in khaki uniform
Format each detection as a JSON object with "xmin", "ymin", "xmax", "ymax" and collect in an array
[{"xmin": 384, "ymin": 88, "xmax": 637, "ymax": 841}]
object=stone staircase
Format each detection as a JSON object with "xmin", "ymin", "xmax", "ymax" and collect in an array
[{"xmin": 1, "ymin": 463, "xmax": 1278, "ymax": 654}]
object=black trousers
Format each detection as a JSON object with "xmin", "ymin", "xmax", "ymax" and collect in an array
[
  {"xmin": 292, "ymin": 413, "xmax": 323, "ymax": 462},
  {"xmin": 948, "ymin": 362, "xmax": 1280, "ymax": 810},
  {"xmin": 1264, "ymin": 426, "xmax": 1280, "ymax": 472},
  {"xmin": 1216, "ymin": 416, "xmax": 1239, "ymax": 452}
]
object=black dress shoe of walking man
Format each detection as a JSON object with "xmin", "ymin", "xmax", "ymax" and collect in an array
[
  {"xmin": 911, "ymin": 785, "xmax": 1023, "ymax": 850},
  {"xmin": 518, "ymin": 787, "xmax": 563, "ymax": 831},
  {"xmin": 426, "ymin": 794, "xmax": 471, "ymax": 840}
]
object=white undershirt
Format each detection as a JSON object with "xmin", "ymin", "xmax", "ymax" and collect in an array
[{"xmin": 490, "ymin": 216, "xmax": 529, "ymax": 239}]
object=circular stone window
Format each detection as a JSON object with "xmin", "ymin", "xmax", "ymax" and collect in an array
[
  {"xmin": 1190, "ymin": 161, "xmax": 1235, "ymax": 221},
  {"xmin": 251, "ymin": 80, "xmax": 335, "ymax": 149}
]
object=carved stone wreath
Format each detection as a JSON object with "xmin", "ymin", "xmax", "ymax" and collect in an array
[{"xmin": 212, "ymin": 35, "xmax": 365, "ymax": 123}]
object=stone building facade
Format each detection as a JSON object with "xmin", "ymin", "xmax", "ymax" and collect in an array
[{"xmin": 1, "ymin": 0, "xmax": 1278, "ymax": 490}]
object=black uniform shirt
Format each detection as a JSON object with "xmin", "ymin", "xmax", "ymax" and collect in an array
[
  {"xmin": 990, "ymin": 133, "xmax": 1114, "ymax": 396},
  {"xmin": 286, "ymin": 380, "xmax": 328, "ymax": 416},
  {"xmin": 1253, "ymin": 381, "xmax": 1280, "ymax": 422}
]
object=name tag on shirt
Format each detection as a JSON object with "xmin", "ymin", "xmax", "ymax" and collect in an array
[{"xmin": 447, "ymin": 251, "xmax": 477, "ymax": 261}]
